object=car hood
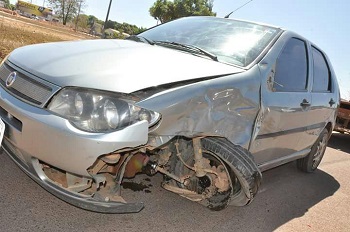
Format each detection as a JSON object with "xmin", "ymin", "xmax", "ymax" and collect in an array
[{"xmin": 8, "ymin": 39, "xmax": 243, "ymax": 93}]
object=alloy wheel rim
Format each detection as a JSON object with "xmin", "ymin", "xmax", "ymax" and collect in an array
[{"xmin": 312, "ymin": 134, "xmax": 327, "ymax": 169}]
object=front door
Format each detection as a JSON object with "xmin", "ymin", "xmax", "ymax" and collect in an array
[{"xmin": 250, "ymin": 36, "xmax": 312, "ymax": 166}]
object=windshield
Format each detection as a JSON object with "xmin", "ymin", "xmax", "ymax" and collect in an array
[{"xmin": 139, "ymin": 17, "xmax": 281, "ymax": 67}]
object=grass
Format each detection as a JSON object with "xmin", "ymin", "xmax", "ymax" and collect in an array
[
  {"xmin": 0, "ymin": 13, "xmax": 92, "ymax": 61},
  {"xmin": 0, "ymin": 21, "xmax": 63, "ymax": 60}
]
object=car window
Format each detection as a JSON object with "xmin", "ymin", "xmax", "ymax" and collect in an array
[
  {"xmin": 312, "ymin": 46, "xmax": 331, "ymax": 92},
  {"xmin": 273, "ymin": 38, "xmax": 308, "ymax": 92}
]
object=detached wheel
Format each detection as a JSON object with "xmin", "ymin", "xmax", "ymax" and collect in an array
[
  {"xmin": 297, "ymin": 128, "xmax": 329, "ymax": 172},
  {"xmin": 170, "ymin": 137, "xmax": 262, "ymax": 210}
]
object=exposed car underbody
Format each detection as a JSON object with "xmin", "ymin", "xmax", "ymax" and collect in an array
[{"xmin": 35, "ymin": 136, "xmax": 256, "ymax": 212}]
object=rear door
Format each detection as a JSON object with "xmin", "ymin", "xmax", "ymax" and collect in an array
[{"xmin": 302, "ymin": 45, "xmax": 338, "ymax": 145}]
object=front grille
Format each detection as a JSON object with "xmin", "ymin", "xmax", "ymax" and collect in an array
[{"xmin": 0, "ymin": 63, "xmax": 55, "ymax": 106}]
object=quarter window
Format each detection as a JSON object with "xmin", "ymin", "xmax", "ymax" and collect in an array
[
  {"xmin": 273, "ymin": 38, "xmax": 308, "ymax": 92},
  {"xmin": 312, "ymin": 47, "xmax": 331, "ymax": 92}
]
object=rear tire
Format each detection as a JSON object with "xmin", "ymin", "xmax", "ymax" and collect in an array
[{"xmin": 297, "ymin": 128, "xmax": 329, "ymax": 173}]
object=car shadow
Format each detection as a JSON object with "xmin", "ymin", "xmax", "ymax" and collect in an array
[
  {"xmin": 226, "ymin": 162, "xmax": 340, "ymax": 231},
  {"xmin": 111, "ymin": 161, "xmax": 340, "ymax": 232},
  {"xmin": 328, "ymin": 132, "xmax": 350, "ymax": 154}
]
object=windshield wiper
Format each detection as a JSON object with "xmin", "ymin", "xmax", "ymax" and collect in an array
[
  {"xmin": 154, "ymin": 41, "xmax": 218, "ymax": 62},
  {"xmin": 126, "ymin": 35, "xmax": 155, "ymax": 45}
]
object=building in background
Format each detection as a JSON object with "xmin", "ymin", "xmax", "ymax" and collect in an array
[
  {"xmin": 0, "ymin": 1, "xmax": 5, "ymax": 8},
  {"xmin": 16, "ymin": 0, "xmax": 52, "ymax": 20}
]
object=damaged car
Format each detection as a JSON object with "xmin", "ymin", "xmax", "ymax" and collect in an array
[
  {"xmin": 0, "ymin": 16, "xmax": 339, "ymax": 213},
  {"xmin": 334, "ymin": 99, "xmax": 350, "ymax": 134}
]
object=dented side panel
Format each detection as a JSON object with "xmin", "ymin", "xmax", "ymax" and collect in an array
[{"xmin": 137, "ymin": 66, "xmax": 262, "ymax": 149}]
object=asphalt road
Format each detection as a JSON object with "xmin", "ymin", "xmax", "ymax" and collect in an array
[{"xmin": 0, "ymin": 132, "xmax": 349, "ymax": 232}]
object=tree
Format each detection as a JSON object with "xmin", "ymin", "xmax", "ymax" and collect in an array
[
  {"xmin": 2, "ymin": 0, "xmax": 15, "ymax": 10},
  {"xmin": 48, "ymin": 0, "xmax": 86, "ymax": 25},
  {"xmin": 3, "ymin": 0, "xmax": 10, "ymax": 9},
  {"xmin": 150, "ymin": 0, "xmax": 216, "ymax": 24},
  {"xmin": 103, "ymin": 19, "xmax": 146, "ymax": 35},
  {"xmin": 73, "ymin": 14, "xmax": 89, "ymax": 31},
  {"xmin": 149, "ymin": 0, "xmax": 173, "ymax": 24},
  {"xmin": 87, "ymin": 15, "xmax": 103, "ymax": 27}
]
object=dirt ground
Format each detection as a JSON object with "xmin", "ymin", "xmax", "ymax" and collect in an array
[{"xmin": 0, "ymin": 11, "xmax": 92, "ymax": 60}]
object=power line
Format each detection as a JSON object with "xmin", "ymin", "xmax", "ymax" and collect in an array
[{"xmin": 224, "ymin": 0, "xmax": 254, "ymax": 18}]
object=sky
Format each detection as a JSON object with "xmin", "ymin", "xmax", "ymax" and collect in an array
[{"xmin": 11, "ymin": 0, "xmax": 350, "ymax": 100}]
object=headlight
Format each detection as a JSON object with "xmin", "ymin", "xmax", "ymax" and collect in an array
[
  {"xmin": 103, "ymin": 99, "xmax": 120, "ymax": 128},
  {"xmin": 47, "ymin": 88, "xmax": 161, "ymax": 132},
  {"xmin": 74, "ymin": 93, "xmax": 84, "ymax": 116}
]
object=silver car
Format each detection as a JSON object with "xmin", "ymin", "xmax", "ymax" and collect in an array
[{"xmin": 0, "ymin": 16, "xmax": 339, "ymax": 213}]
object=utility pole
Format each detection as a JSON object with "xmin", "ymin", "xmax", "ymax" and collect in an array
[{"xmin": 103, "ymin": 0, "xmax": 113, "ymax": 32}]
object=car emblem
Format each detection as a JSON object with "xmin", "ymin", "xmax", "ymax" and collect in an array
[{"xmin": 6, "ymin": 72, "xmax": 17, "ymax": 88}]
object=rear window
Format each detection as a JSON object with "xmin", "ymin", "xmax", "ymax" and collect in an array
[{"xmin": 312, "ymin": 46, "xmax": 331, "ymax": 92}]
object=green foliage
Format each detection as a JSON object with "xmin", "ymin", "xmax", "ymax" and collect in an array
[
  {"xmin": 2, "ymin": 0, "xmax": 15, "ymax": 10},
  {"xmin": 48, "ymin": 0, "xmax": 86, "ymax": 25},
  {"xmin": 104, "ymin": 29, "xmax": 126, "ymax": 39},
  {"xmin": 73, "ymin": 14, "xmax": 89, "ymax": 30},
  {"xmin": 46, "ymin": 1, "xmax": 145, "ymax": 35},
  {"xmin": 90, "ymin": 22, "xmax": 103, "ymax": 36},
  {"xmin": 150, "ymin": 0, "xmax": 216, "ymax": 23},
  {"xmin": 87, "ymin": 15, "xmax": 103, "ymax": 27},
  {"xmin": 149, "ymin": 0, "xmax": 172, "ymax": 23},
  {"xmin": 119, "ymin": 22, "xmax": 143, "ymax": 35},
  {"xmin": 3, "ymin": 0, "xmax": 10, "ymax": 9},
  {"xmin": 104, "ymin": 20, "xmax": 145, "ymax": 35}
]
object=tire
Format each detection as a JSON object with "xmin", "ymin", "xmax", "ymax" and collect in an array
[
  {"xmin": 297, "ymin": 128, "xmax": 329, "ymax": 173},
  {"xmin": 202, "ymin": 137, "xmax": 262, "ymax": 207},
  {"xmin": 171, "ymin": 137, "xmax": 262, "ymax": 210}
]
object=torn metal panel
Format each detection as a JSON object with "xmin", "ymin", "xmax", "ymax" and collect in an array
[{"xmin": 137, "ymin": 66, "xmax": 261, "ymax": 149}]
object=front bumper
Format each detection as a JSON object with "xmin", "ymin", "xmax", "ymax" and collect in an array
[
  {"xmin": 0, "ymin": 73, "xmax": 149, "ymax": 212},
  {"xmin": 2, "ymin": 144, "xmax": 144, "ymax": 213}
]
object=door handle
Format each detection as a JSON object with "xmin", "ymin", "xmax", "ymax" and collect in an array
[
  {"xmin": 300, "ymin": 99, "xmax": 311, "ymax": 107},
  {"xmin": 329, "ymin": 98, "xmax": 336, "ymax": 107}
]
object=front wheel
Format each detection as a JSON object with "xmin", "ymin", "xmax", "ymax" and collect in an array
[
  {"xmin": 297, "ymin": 128, "xmax": 329, "ymax": 172},
  {"xmin": 168, "ymin": 137, "xmax": 262, "ymax": 210}
]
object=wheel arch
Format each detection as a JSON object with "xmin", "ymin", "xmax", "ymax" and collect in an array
[
  {"xmin": 200, "ymin": 136, "xmax": 262, "ymax": 206},
  {"xmin": 325, "ymin": 122, "xmax": 333, "ymax": 139}
]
